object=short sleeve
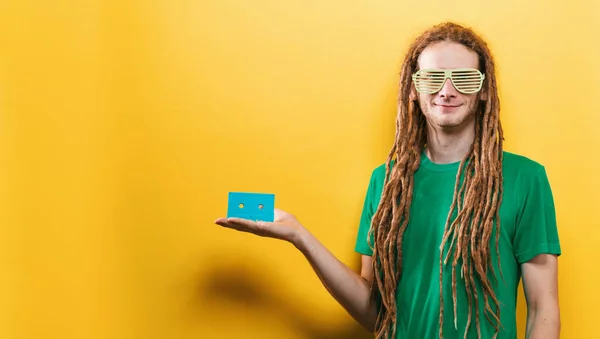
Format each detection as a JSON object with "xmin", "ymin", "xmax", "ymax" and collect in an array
[
  {"xmin": 355, "ymin": 168, "xmax": 383, "ymax": 256},
  {"xmin": 513, "ymin": 166, "xmax": 562, "ymax": 263}
]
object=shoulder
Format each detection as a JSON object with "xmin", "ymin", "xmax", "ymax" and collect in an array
[
  {"xmin": 367, "ymin": 160, "xmax": 395, "ymax": 188},
  {"xmin": 362, "ymin": 161, "xmax": 392, "ymax": 205},
  {"xmin": 501, "ymin": 151, "xmax": 547, "ymax": 180},
  {"xmin": 371, "ymin": 162, "xmax": 389, "ymax": 179},
  {"xmin": 500, "ymin": 151, "xmax": 554, "ymax": 211}
]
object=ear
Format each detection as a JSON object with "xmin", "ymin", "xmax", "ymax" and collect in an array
[
  {"xmin": 479, "ymin": 87, "xmax": 488, "ymax": 101},
  {"xmin": 480, "ymin": 74, "xmax": 488, "ymax": 100},
  {"xmin": 479, "ymin": 83, "xmax": 488, "ymax": 101},
  {"xmin": 409, "ymin": 86, "xmax": 417, "ymax": 101}
]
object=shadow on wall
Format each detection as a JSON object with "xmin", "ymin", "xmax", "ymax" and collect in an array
[{"xmin": 197, "ymin": 253, "xmax": 373, "ymax": 339}]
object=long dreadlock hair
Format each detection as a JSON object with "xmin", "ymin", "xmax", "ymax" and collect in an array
[{"xmin": 367, "ymin": 22, "xmax": 504, "ymax": 339}]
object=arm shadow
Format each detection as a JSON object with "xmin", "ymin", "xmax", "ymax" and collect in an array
[{"xmin": 194, "ymin": 254, "xmax": 373, "ymax": 339}]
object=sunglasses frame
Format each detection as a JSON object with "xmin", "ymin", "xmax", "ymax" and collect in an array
[{"xmin": 411, "ymin": 68, "xmax": 485, "ymax": 94}]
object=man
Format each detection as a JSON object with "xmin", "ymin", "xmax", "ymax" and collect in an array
[{"xmin": 215, "ymin": 22, "xmax": 561, "ymax": 339}]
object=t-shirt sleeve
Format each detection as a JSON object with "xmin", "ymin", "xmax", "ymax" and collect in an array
[
  {"xmin": 513, "ymin": 166, "xmax": 562, "ymax": 263},
  {"xmin": 354, "ymin": 169, "xmax": 380, "ymax": 256}
]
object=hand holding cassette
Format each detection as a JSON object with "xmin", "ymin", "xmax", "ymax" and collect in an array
[{"xmin": 215, "ymin": 192, "xmax": 305, "ymax": 244}]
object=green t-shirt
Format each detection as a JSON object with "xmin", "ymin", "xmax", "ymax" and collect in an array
[{"xmin": 355, "ymin": 151, "xmax": 561, "ymax": 338}]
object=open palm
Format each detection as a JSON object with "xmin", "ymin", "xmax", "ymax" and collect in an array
[{"xmin": 214, "ymin": 208, "xmax": 303, "ymax": 243}]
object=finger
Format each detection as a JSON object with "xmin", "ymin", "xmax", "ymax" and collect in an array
[
  {"xmin": 227, "ymin": 217, "xmax": 256, "ymax": 224},
  {"xmin": 214, "ymin": 217, "xmax": 256, "ymax": 226},
  {"xmin": 215, "ymin": 218, "xmax": 264, "ymax": 235},
  {"xmin": 234, "ymin": 220, "xmax": 269, "ymax": 236},
  {"xmin": 214, "ymin": 219, "xmax": 243, "ymax": 231}
]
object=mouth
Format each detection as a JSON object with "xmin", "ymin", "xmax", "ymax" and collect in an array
[{"xmin": 434, "ymin": 103, "xmax": 462, "ymax": 114}]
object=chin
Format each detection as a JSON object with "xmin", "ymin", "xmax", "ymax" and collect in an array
[
  {"xmin": 431, "ymin": 112, "xmax": 472, "ymax": 128},
  {"xmin": 436, "ymin": 120, "xmax": 463, "ymax": 128}
]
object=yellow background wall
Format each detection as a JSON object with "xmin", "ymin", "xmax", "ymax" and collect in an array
[{"xmin": 1, "ymin": 0, "xmax": 598, "ymax": 338}]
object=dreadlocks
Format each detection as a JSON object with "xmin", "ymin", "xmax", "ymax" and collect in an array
[{"xmin": 367, "ymin": 22, "xmax": 504, "ymax": 339}]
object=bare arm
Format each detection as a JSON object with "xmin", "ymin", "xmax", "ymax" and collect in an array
[
  {"xmin": 215, "ymin": 209, "xmax": 379, "ymax": 332},
  {"xmin": 522, "ymin": 254, "xmax": 560, "ymax": 339},
  {"xmin": 295, "ymin": 228, "xmax": 379, "ymax": 331}
]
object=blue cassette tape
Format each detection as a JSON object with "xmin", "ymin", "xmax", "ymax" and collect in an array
[{"xmin": 227, "ymin": 192, "xmax": 275, "ymax": 222}]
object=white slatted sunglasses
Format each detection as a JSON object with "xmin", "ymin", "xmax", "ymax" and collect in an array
[{"xmin": 412, "ymin": 68, "xmax": 485, "ymax": 94}]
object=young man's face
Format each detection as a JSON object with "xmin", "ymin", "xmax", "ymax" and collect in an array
[{"xmin": 414, "ymin": 41, "xmax": 484, "ymax": 130}]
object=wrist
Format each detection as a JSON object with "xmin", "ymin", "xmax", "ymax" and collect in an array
[{"xmin": 291, "ymin": 226, "xmax": 311, "ymax": 251}]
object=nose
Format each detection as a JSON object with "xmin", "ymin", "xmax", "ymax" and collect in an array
[{"xmin": 438, "ymin": 78, "xmax": 458, "ymax": 98}]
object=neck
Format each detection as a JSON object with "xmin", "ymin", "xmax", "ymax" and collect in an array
[{"xmin": 424, "ymin": 118, "xmax": 475, "ymax": 164}]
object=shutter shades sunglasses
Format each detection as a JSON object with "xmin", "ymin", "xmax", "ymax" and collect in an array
[{"xmin": 411, "ymin": 68, "xmax": 485, "ymax": 94}]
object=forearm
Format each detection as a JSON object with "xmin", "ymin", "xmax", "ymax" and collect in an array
[
  {"xmin": 526, "ymin": 306, "xmax": 560, "ymax": 339},
  {"xmin": 293, "ymin": 228, "xmax": 378, "ymax": 331}
]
